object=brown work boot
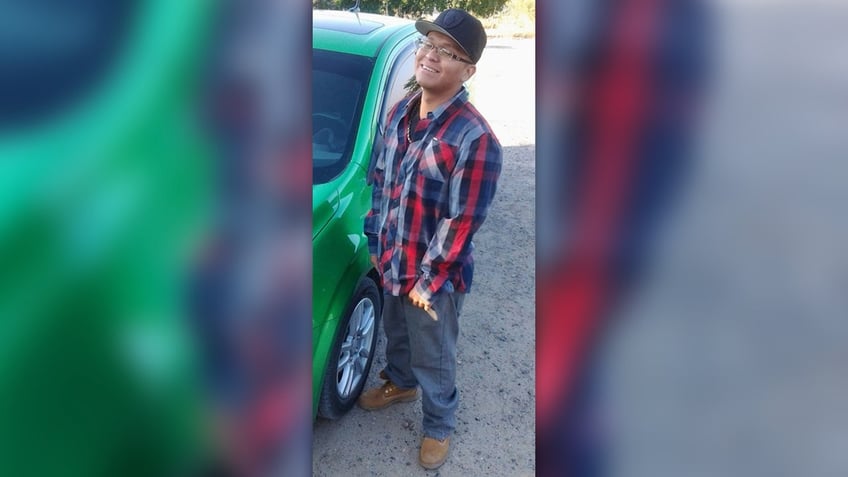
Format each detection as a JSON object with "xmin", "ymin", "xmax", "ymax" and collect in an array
[
  {"xmin": 419, "ymin": 436, "xmax": 450, "ymax": 469},
  {"xmin": 357, "ymin": 379, "xmax": 418, "ymax": 411}
]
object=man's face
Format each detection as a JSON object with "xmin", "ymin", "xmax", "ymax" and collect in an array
[{"xmin": 414, "ymin": 32, "xmax": 476, "ymax": 96}]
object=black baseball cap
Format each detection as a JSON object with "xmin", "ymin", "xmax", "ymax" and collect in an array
[{"xmin": 415, "ymin": 9, "xmax": 487, "ymax": 64}]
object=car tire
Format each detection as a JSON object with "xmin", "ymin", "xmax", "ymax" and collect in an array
[{"xmin": 318, "ymin": 276, "xmax": 381, "ymax": 419}]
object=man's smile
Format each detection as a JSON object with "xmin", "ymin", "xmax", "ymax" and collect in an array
[{"xmin": 420, "ymin": 64, "xmax": 439, "ymax": 74}]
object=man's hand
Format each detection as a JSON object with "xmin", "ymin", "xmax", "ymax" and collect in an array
[
  {"xmin": 408, "ymin": 287, "xmax": 432, "ymax": 311},
  {"xmin": 370, "ymin": 254, "xmax": 378, "ymax": 270}
]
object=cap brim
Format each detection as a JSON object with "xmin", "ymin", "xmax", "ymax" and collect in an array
[{"xmin": 415, "ymin": 19, "xmax": 473, "ymax": 62}]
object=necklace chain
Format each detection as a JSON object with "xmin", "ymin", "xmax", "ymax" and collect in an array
[{"xmin": 408, "ymin": 98, "xmax": 421, "ymax": 145}]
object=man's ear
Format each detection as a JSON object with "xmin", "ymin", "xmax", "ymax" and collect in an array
[{"xmin": 463, "ymin": 65, "xmax": 477, "ymax": 83}]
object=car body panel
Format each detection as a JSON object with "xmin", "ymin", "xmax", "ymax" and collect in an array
[{"xmin": 312, "ymin": 10, "xmax": 418, "ymax": 417}]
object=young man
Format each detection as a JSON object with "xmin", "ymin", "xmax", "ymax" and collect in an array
[{"xmin": 360, "ymin": 8, "xmax": 502, "ymax": 470}]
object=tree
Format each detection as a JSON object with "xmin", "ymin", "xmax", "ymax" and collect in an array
[{"xmin": 314, "ymin": 0, "xmax": 510, "ymax": 19}]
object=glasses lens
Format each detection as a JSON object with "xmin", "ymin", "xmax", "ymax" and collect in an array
[{"xmin": 416, "ymin": 39, "xmax": 465, "ymax": 62}]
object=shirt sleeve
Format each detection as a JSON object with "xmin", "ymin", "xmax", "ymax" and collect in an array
[{"xmin": 413, "ymin": 132, "xmax": 502, "ymax": 301}]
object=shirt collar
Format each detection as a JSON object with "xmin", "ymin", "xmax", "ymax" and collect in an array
[{"xmin": 402, "ymin": 86, "xmax": 469, "ymax": 123}]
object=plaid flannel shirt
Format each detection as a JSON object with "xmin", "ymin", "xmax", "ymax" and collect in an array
[{"xmin": 365, "ymin": 87, "xmax": 502, "ymax": 302}]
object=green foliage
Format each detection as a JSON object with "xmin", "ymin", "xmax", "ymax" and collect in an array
[
  {"xmin": 480, "ymin": 0, "xmax": 535, "ymax": 38},
  {"xmin": 313, "ymin": 0, "xmax": 510, "ymax": 19},
  {"xmin": 403, "ymin": 75, "xmax": 421, "ymax": 95}
]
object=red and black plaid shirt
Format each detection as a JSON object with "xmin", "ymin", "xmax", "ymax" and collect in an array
[{"xmin": 365, "ymin": 88, "xmax": 502, "ymax": 301}]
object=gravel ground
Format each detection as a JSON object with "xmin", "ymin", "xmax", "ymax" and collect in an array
[{"xmin": 312, "ymin": 37, "xmax": 536, "ymax": 477}]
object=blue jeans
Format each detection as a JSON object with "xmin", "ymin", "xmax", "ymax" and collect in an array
[{"xmin": 381, "ymin": 291, "xmax": 466, "ymax": 440}]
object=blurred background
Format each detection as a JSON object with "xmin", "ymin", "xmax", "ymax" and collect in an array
[
  {"xmin": 537, "ymin": 0, "xmax": 848, "ymax": 476},
  {"xmin": 0, "ymin": 0, "xmax": 310, "ymax": 476}
]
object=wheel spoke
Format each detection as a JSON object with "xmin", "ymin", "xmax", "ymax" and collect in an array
[
  {"xmin": 349, "ymin": 306, "xmax": 362, "ymax": 336},
  {"xmin": 340, "ymin": 349, "xmax": 354, "ymax": 368},
  {"xmin": 339, "ymin": 338, "xmax": 353, "ymax": 355},
  {"xmin": 339, "ymin": 364, "xmax": 355, "ymax": 396},
  {"xmin": 360, "ymin": 307, "xmax": 374, "ymax": 335}
]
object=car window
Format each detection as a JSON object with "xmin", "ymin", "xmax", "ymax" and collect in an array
[
  {"xmin": 380, "ymin": 40, "xmax": 417, "ymax": 124},
  {"xmin": 312, "ymin": 48, "xmax": 373, "ymax": 185},
  {"xmin": 365, "ymin": 39, "xmax": 416, "ymax": 184}
]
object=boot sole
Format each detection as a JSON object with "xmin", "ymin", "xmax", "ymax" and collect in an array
[{"xmin": 419, "ymin": 456, "xmax": 448, "ymax": 470}]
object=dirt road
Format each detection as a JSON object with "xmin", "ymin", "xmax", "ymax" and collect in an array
[{"xmin": 312, "ymin": 37, "xmax": 536, "ymax": 476}]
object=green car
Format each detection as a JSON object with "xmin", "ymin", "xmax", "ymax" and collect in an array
[{"xmin": 312, "ymin": 10, "xmax": 419, "ymax": 419}]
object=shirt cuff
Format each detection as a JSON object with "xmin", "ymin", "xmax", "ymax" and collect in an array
[{"xmin": 413, "ymin": 272, "xmax": 446, "ymax": 303}]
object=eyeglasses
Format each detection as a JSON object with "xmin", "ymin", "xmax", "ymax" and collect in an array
[{"xmin": 415, "ymin": 38, "xmax": 472, "ymax": 64}]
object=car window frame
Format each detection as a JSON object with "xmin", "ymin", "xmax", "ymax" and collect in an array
[{"xmin": 367, "ymin": 37, "xmax": 417, "ymax": 184}]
